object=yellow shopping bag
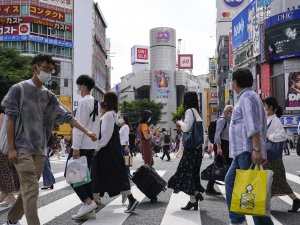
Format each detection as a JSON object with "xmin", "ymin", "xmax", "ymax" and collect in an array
[{"xmin": 230, "ymin": 164, "xmax": 273, "ymax": 216}]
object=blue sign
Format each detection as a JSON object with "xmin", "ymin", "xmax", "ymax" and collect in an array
[
  {"xmin": 257, "ymin": 0, "xmax": 273, "ymax": 8},
  {"xmin": 224, "ymin": 0, "xmax": 244, "ymax": 8},
  {"xmin": 266, "ymin": 9, "xmax": 300, "ymax": 28},
  {"xmin": 232, "ymin": 0, "xmax": 256, "ymax": 50},
  {"xmin": 0, "ymin": 35, "xmax": 73, "ymax": 48}
]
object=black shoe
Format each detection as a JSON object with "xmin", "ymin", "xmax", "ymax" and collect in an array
[
  {"xmin": 181, "ymin": 201, "xmax": 198, "ymax": 210},
  {"xmin": 199, "ymin": 186, "xmax": 206, "ymax": 193},
  {"xmin": 205, "ymin": 188, "xmax": 222, "ymax": 196},
  {"xmin": 125, "ymin": 199, "xmax": 139, "ymax": 213},
  {"xmin": 150, "ymin": 197, "xmax": 157, "ymax": 203},
  {"xmin": 41, "ymin": 184, "xmax": 54, "ymax": 190},
  {"xmin": 160, "ymin": 157, "xmax": 163, "ymax": 160},
  {"xmin": 288, "ymin": 199, "xmax": 300, "ymax": 212},
  {"xmin": 195, "ymin": 193, "xmax": 204, "ymax": 202}
]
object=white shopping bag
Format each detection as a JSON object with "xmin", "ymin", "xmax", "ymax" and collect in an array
[{"xmin": 65, "ymin": 156, "xmax": 89, "ymax": 184}]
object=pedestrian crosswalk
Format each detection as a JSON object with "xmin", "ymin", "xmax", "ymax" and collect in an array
[{"xmin": 1, "ymin": 169, "xmax": 300, "ymax": 225}]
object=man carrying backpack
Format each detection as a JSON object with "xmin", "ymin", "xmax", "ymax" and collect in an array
[
  {"xmin": 160, "ymin": 128, "xmax": 171, "ymax": 161},
  {"xmin": 206, "ymin": 105, "xmax": 233, "ymax": 195}
]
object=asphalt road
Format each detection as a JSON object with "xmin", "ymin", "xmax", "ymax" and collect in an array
[{"xmin": 0, "ymin": 150, "xmax": 299, "ymax": 225}]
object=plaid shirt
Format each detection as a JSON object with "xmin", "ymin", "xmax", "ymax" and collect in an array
[{"xmin": 229, "ymin": 88, "xmax": 267, "ymax": 159}]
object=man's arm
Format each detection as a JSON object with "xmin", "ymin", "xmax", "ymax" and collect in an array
[{"xmin": 7, "ymin": 119, "xmax": 18, "ymax": 163}]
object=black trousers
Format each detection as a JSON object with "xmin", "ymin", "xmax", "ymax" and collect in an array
[
  {"xmin": 207, "ymin": 140, "xmax": 232, "ymax": 190},
  {"xmin": 161, "ymin": 145, "xmax": 171, "ymax": 160},
  {"xmin": 66, "ymin": 149, "xmax": 94, "ymax": 202}
]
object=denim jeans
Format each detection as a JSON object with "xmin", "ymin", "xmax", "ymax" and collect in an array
[
  {"xmin": 42, "ymin": 156, "xmax": 55, "ymax": 186},
  {"xmin": 225, "ymin": 151, "xmax": 274, "ymax": 225}
]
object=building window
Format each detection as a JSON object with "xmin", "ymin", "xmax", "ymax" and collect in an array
[
  {"xmin": 64, "ymin": 79, "xmax": 68, "ymax": 87},
  {"xmin": 21, "ymin": 5, "xmax": 29, "ymax": 16},
  {"xmin": 65, "ymin": 14, "xmax": 72, "ymax": 24},
  {"xmin": 31, "ymin": 23, "xmax": 39, "ymax": 33},
  {"xmin": 58, "ymin": 30, "xmax": 64, "ymax": 39},
  {"xmin": 65, "ymin": 31, "xmax": 72, "ymax": 40},
  {"xmin": 41, "ymin": 26, "xmax": 48, "ymax": 35}
]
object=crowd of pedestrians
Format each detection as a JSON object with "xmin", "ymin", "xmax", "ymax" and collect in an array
[{"xmin": 0, "ymin": 53, "xmax": 299, "ymax": 225}]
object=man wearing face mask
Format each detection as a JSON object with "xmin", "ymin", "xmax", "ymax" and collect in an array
[
  {"xmin": 69, "ymin": 74, "xmax": 100, "ymax": 220},
  {"xmin": 206, "ymin": 105, "xmax": 233, "ymax": 195},
  {"xmin": 1, "ymin": 54, "xmax": 97, "ymax": 225}
]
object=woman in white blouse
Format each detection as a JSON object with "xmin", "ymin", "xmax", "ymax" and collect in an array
[
  {"xmin": 119, "ymin": 115, "xmax": 130, "ymax": 156},
  {"xmin": 263, "ymin": 97, "xmax": 300, "ymax": 212},
  {"xmin": 168, "ymin": 91, "xmax": 205, "ymax": 211},
  {"xmin": 91, "ymin": 93, "xmax": 139, "ymax": 213}
]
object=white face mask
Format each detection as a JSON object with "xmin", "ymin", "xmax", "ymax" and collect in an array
[
  {"xmin": 118, "ymin": 118, "xmax": 124, "ymax": 124},
  {"xmin": 37, "ymin": 71, "xmax": 51, "ymax": 83}
]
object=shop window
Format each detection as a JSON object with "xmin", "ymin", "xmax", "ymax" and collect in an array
[
  {"xmin": 65, "ymin": 14, "xmax": 72, "ymax": 24},
  {"xmin": 21, "ymin": 5, "xmax": 29, "ymax": 16},
  {"xmin": 64, "ymin": 79, "xmax": 68, "ymax": 87}
]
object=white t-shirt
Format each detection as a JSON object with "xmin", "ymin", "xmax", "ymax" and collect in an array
[{"xmin": 119, "ymin": 124, "xmax": 130, "ymax": 146}]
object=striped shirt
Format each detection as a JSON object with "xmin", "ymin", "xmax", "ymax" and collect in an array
[
  {"xmin": 214, "ymin": 116, "xmax": 230, "ymax": 144},
  {"xmin": 229, "ymin": 88, "xmax": 267, "ymax": 159}
]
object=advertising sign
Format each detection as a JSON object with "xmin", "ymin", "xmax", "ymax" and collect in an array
[
  {"xmin": 266, "ymin": 9, "xmax": 300, "ymax": 29},
  {"xmin": 280, "ymin": 114, "xmax": 300, "ymax": 128},
  {"xmin": 0, "ymin": 35, "xmax": 73, "ymax": 48},
  {"xmin": 260, "ymin": 63, "xmax": 272, "ymax": 99},
  {"xmin": 154, "ymin": 70, "xmax": 172, "ymax": 99},
  {"xmin": 210, "ymin": 88, "xmax": 218, "ymax": 104},
  {"xmin": 0, "ymin": 5, "xmax": 20, "ymax": 16},
  {"xmin": 30, "ymin": 5, "xmax": 65, "ymax": 22},
  {"xmin": 233, "ymin": 44, "xmax": 253, "ymax": 67},
  {"xmin": 131, "ymin": 46, "xmax": 149, "ymax": 65},
  {"xmin": 265, "ymin": 19, "xmax": 300, "ymax": 62},
  {"xmin": 232, "ymin": 0, "xmax": 256, "ymax": 50},
  {"xmin": 178, "ymin": 54, "xmax": 193, "ymax": 69},
  {"xmin": 0, "ymin": 24, "xmax": 30, "ymax": 36},
  {"xmin": 217, "ymin": 0, "xmax": 249, "ymax": 22},
  {"xmin": 150, "ymin": 28, "xmax": 176, "ymax": 48},
  {"xmin": 285, "ymin": 72, "xmax": 300, "ymax": 110},
  {"xmin": 257, "ymin": 0, "xmax": 273, "ymax": 8},
  {"xmin": 209, "ymin": 58, "xmax": 217, "ymax": 87},
  {"xmin": 229, "ymin": 32, "xmax": 234, "ymax": 69},
  {"xmin": 39, "ymin": 0, "xmax": 73, "ymax": 10}
]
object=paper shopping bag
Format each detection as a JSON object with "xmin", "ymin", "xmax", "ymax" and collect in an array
[
  {"xmin": 124, "ymin": 156, "xmax": 133, "ymax": 167},
  {"xmin": 230, "ymin": 165, "xmax": 273, "ymax": 216}
]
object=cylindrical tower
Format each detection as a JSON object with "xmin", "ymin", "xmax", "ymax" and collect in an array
[{"xmin": 150, "ymin": 27, "xmax": 176, "ymax": 131}]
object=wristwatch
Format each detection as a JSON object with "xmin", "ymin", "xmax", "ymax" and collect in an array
[{"xmin": 253, "ymin": 147, "xmax": 261, "ymax": 152}]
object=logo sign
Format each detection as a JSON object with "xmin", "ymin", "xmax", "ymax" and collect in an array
[
  {"xmin": 137, "ymin": 48, "xmax": 148, "ymax": 60},
  {"xmin": 19, "ymin": 23, "xmax": 30, "ymax": 35},
  {"xmin": 178, "ymin": 54, "xmax": 193, "ymax": 69},
  {"xmin": 285, "ymin": 72, "xmax": 300, "ymax": 111},
  {"xmin": 156, "ymin": 31, "xmax": 171, "ymax": 42},
  {"xmin": 266, "ymin": 9, "xmax": 300, "ymax": 28},
  {"xmin": 131, "ymin": 46, "xmax": 149, "ymax": 65},
  {"xmin": 280, "ymin": 114, "xmax": 300, "ymax": 127},
  {"xmin": 224, "ymin": 0, "xmax": 244, "ymax": 8},
  {"xmin": 30, "ymin": 5, "xmax": 65, "ymax": 22}
]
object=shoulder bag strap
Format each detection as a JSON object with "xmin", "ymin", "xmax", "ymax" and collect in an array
[{"xmin": 267, "ymin": 118, "xmax": 273, "ymax": 130}]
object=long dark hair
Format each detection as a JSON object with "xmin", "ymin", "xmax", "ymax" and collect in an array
[
  {"xmin": 104, "ymin": 92, "xmax": 118, "ymax": 112},
  {"xmin": 263, "ymin": 97, "xmax": 283, "ymax": 118},
  {"xmin": 122, "ymin": 115, "xmax": 129, "ymax": 126},
  {"xmin": 183, "ymin": 91, "xmax": 199, "ymax": 113},
  {"xmin": 139, "ymin": 110, "xmax": 152, "ymax": 124}
]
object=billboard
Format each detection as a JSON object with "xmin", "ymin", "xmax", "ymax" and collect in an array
[
  {"xmin": 39, "ymin": 0, "xmax": 73, "ymax": 10},
  {"xmin": 209, "ymin": 58, "xmax": 217, "ymax": 87},
  {"xmin": 265, "ymin": 18, "xmax": 300, "ymax": 62},
  {"xmin": 0, "ymin": 5, "xmax": 20, "ymax": 16},
  {"xmin": 285, "ymin": 72, "xmax": 300, "ymax": 110},
  {"xmin": 154, "ymin": 70, "xmax": 172, "ymax": 99},
  {"xmin": 257, "ymin": 0, "xmax": 273, "ymax": 8},
  {"xmin": 150, "ymin": 28, "xmax": 176, "ymax": 48},
  {"xmin": 217, "ymin": 0, "xmax": 249, "ymax": 22},
  {"xmin": 232, "ymin": 0, "xmax": 256, "ymax": 50},
  {"xmin": 178, "ymin": 54, "xmax": 193, "ymax": 69},
  {"xmin": 30, "ymin": 5, "xmax": 65, "ymax": 22},
  {"xmin": 266, "ymin": 9, "xmax": 300, "ymax": 29},
  {"xmin": 0, "ymin": 24, "xmax": 30, "ymax": 36},
  {"xmin": 131, "ymin": 46, "xmax": 149, "ymax": 65},
  {"xmin": 229, "ymin": 32, "xmax": 234, "ymax": 69}
]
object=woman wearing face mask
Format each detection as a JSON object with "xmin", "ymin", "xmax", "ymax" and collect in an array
[
  {"xmin": 119, "ymin": 116, "xmax": 130, "ymax": 157},
  {"xmin": 263, "ymin": 97, "xmax": 300, "ymax": 213},
  {"xmin": 138, "ymin": 110, "xmax": 158, "ymax": 166}
]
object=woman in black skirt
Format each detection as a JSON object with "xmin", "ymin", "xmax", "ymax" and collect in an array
[
  {"xmin": 168, "ymin": 91, "xmax": 205, "ymax": 211},
  {"xmin": 92, "ymin": 92, "xmax": 139, "ymax": 213}
]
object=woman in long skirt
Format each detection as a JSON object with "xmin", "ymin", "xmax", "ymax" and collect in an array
[{"xmin": 168, "ymin": 91, "xmax": 205, "ymax": 211}]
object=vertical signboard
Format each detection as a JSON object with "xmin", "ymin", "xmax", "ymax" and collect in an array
[
  {"xmin": 154, "ymin": 70, "xmax": 172, "ymax": 99},
  {"xmin": 285, "ymin": 72, "xmax": 300, "ymax": 110},
  {"xmin": 229, "ymin": 32, "xmax": 234, "ymax": 69},
  {"xmin": 209, "ymin": 58, "xmax": 217, "ymax": 87}
]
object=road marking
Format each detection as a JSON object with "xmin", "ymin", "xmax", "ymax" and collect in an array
[
  {"xmin": 217, "ymin": 185, "xmax": 282, "ymax": 225},
  {"xmin": 278, "ymin": 192, "xmax": 300, "ymax": 205},
  {"xmin": 160, "ymin": 191, "xmax": 200, "ymax": 225},
  {"xmin": 83, "ymin": 171, "xmax": 166, "ymax": 225},
  {"xmin": 39, "ymin": 180, "xmax": 70, "ymax": 197},
  {"xmin": 286, "ymin": 173, "xmax": 300, "ymax": 185},
  {"xmin": 39, "ymin": 171, "xmax": 65, "ymax": 183}
]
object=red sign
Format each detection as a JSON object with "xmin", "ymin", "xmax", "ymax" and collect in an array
[
  {"xmin": 19, "ymin": 24, "xmax": 29, "ymax": 35},
  {"xmin": 137, "ymin": 48, "xmax": 148, "ymax": 60},
  {"xmin": 178, "ymin": 54, "xmax": 193, "ymax": 69},
  {"xmin": 0, "ymin": 25, "xmax": 19, "ymax": 35},
  {"xmin": 229, "ymin": 32, "xmax": 234, "ymax": 69},
  {"xmin": 30, "ymin": 5, "xmax": 65, "ymax": 22},
  {"xmin": 261, "ymin": 63, "xmax": 272, "ymax": 99},
  {"xmin": 0, "ymin": 5, "xmax": 20, "ymax": 16}
]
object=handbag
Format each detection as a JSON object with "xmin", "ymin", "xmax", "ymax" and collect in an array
[
  {"xmin": 212, "ymin": 157, "xmax": 230, "ymax": 181},
  {"xmin": 0, "ymin": 83, "xmax": 24, "ymax": 155},
  {"xmin": 124, "ymin": 155, "xmax": 133, "ymax": 167},
  {"xmin": 266, "ymin": 119, "xmax": 284, "ymax": 160},
  {"xmin": 183, "ymin": 109, "xmax": 204, "ymax": 149}
]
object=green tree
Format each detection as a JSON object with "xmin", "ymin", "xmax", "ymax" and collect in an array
[
  {"xmin": 119, "ymin": 99, "xmax": 164, "ymax": 127},
  {"xmin": 171, "ymin": 104, "xmax": 185, "ymax": 123},
  {"xmin": 0, "ymin": 46, "xmax": 32, "ymax": 102}
]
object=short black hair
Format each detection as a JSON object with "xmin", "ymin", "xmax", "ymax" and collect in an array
[
  {"xmin": 183, "ymin": 91, "xmax": 199, "ymax": 112},
  {"xmin": 31, "ymin": 54, "xmax": 55, "ymax": 66},
  {"xmin": 122, "ymin": 115, "xmax": 129, "ymax": 125},
  {"xmin": 232, "ymin": 68, "xmax": 253, "ymax": 88},
  {"xmin": 104, "ymin": 92, "xmax": 118, "ymax": 112},
  {"xmin": 263, "ymin": 97, "xmax": 283, "ymax": 118},
  {"xmin": 140, "ymin": 110, "xmax": 152, "ymax": 123},
  {"xmin": 76, "ymin": 75, "xmax": 95, "ymax": 91}
]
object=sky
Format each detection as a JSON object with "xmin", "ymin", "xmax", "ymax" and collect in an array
[{"xmin": 96, "ymin": 0, "xmax": 217, "ymax": 87}]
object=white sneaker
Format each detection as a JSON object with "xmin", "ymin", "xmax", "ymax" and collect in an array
[
  {"xmin": 71, "ymin": 210, "xmax": 96, "ymax": 220},
  {"xmin": 72, "ymin": 201, "xmax": 97, "ymax": 218},
  {"xmin": 5, "ymin": 220, "xmax": 21, "ymax": 225}
]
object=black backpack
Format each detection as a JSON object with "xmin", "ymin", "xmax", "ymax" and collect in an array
[
  {"xmin": 208, "ymin": 117, "xmax": 226, "ymax": 143},
  {"xmin": 164, "ymin": 133, "xmax": 171, "ymax": 144}
]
